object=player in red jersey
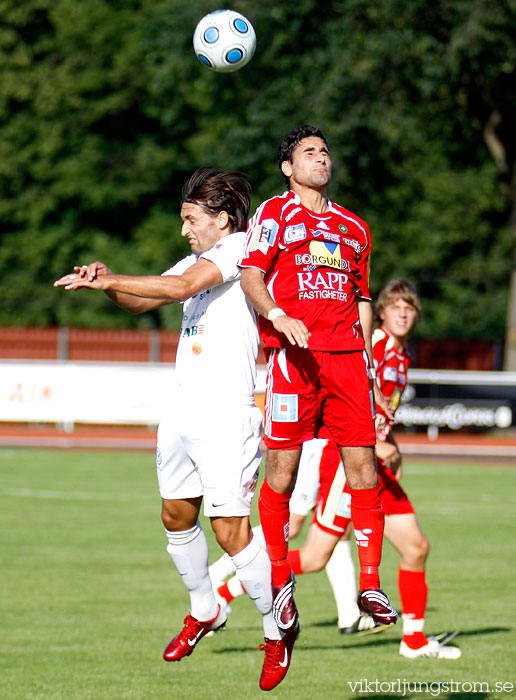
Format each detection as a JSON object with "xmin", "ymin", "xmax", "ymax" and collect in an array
[
  {"xmin": 240, "ymin": 125, "xmax": 397, "ymax": 639},
  {"xmin": 286, "ymin": 279, "xmax": 461, "ymax": 658}
]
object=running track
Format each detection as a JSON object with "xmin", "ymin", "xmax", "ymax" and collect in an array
[{"xmin": 1, "ymin": 423, "xmax": 515, "ymax": 462}]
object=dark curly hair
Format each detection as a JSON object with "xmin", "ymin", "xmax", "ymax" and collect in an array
[
  {"xmin": 277, "ymin": 125, "xmax": 329, "ymax": 186},
  {"xmin": 182, "ymin": 167, "xmax": 251, "ymax": 232}
]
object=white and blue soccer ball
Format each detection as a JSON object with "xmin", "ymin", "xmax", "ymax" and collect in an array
[{"xmin": 193, "ymin": 10, "xmax": 256, "ymax": 73}]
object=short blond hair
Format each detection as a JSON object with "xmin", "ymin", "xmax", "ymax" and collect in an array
[{"xmin": 375, "ymin": 278, "xmax": 421, "ymax": 324}]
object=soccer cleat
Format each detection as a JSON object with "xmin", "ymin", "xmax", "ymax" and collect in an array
[
  {"xmin": 340, "ymin": 613, "xmax": 390, "ymax": 635},
  {"xmin": 272, "ymin": 573, "xmax": 299, "ymax": 631},
  {"xmin": 357, "ymin": 589, "xmax": 398, "ymax": 625},
  {"xmin": 259, "ymin": 622, "xmax": 300, "ymax": 691},
  {"xmin": 205, "ymin": 586, "xmax": 232, "ymax": 638},
  {"xmin": 163, "ymin": 605, "xmax": 227, "ymax": 661},
  {"xmin": 399, "ymin": 632, "xmax": 462, "ymax": 659}
]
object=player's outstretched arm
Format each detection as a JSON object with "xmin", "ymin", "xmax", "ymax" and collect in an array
[
  {"xmin": 54, "ymin": 258, "xmax": 223, "ymax": 314},
  {"xmin": 54, "ymin": 261, "xmax": 167, "ymax": 314},
  {"xmin": 240, "ymin": 267, "xmax": 310, "ymax": 348}
]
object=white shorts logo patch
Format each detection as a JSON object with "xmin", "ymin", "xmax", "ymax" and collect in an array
[
  {"xmin": 337, "ymin": 492, "xmax": 352, "ymax": 519},
  {"xmin": 272, "ymin": 394, "xmax": 298, "ymax": 422}
]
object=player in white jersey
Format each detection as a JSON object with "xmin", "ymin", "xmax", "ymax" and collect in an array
[{"xmin": 54, "ymin": 167, "xmax": 293, "ymax": 691}]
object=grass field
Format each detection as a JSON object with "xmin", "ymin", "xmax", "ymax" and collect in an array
[{"xmin": 1, "ymin": 448, "xmax": 515, "ymax": 700}]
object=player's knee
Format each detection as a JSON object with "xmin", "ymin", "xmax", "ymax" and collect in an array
[
  {"xmin": 161, "ymin": 505, "xmax": 191, "ymax": 531},
  {"xmin": 161, "ymin": 508, "xmax": 177, "ymax": 531},
  {"xmin": 345, "ymin": 462, "xmax": 378, "ymax": 490},
  {"xmin": 299, "ymin": 549, "xmax": 328, "ymax": 572},
  {"xmin": 418, "ymin": 534, "xmax": 430, "ymax": 561},
  {"xmin": 404, "ymin": 534, "xmax": 430, "ymax": 567},
  {"xmin": 214, "ymin": 528, "xmax": 238, "ymax": 555},
  {"xmin": 212, "ymin": 520, "xmax": 248, "ymax": 556}
]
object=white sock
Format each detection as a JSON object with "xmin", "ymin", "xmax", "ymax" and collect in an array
[
  {"xmin": 251, "ymin": 524, "xmax": 266, "ymax": 546},
  {"xmin": 230, "ymin": 536, "xmax": 281, "ymax": 640},
  {"xmin": 209, "ymin": 552, "xmax": 235, "ymax": 586},
  {"xmin": 165, "ymin": 521, "xmax": 218, "ymax": 621},
  {"xmin": 225, "ymin": 575, "xmax": 246, "ymax": 598},
  {"xmin": 325, "ymin": 539, "xmax": 361, "ymax": 628}
]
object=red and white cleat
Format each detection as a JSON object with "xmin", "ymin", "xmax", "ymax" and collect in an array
[
  {"xmin": 272, "ymin": 574, "xmax": 299, "ymax": 632},
  {"xmin": 163, "ymin": 605, "xmax": 227, "ymax": 661},
  {"xmin": 357, "ymin": 589, "xmax": 398, "ymax": 625},
  {"xmin": 259, "ymin": 622, "xmax": 300, "ymax": 691}
]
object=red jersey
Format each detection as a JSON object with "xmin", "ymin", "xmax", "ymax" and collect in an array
[
  {"xmin": 240, "ymin": 190, "xmax": 372, "ymax": 351},
  {"xmin": 372, "ymin": 327, "xmax": 412, "ymax": 440}
]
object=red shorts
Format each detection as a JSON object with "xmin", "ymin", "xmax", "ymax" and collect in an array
[
  {"xmin": 311, "ymin": 443, "xmax": 414, "ymax": 535},
  {"xmin": 376, "ymin": 460, "xmax": 415, "ymax": 516},
  {"xmin": 312, "ymin": 441, "xmax": 352, "ymax": 536},
  {"xmin": 263, "ymin": 347, "xmax": 376, "ymax": 450}
]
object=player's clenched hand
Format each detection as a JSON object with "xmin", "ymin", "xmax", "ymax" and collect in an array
[
  {"xmin": 376, "ymin": 439, "xmax": 402, "ymax": 474},
  {"xmin": 373, "ymin": 382, "xmax": 394, "ymax": 421},
  {"xmin": 76, "ymin": 261, "xmax": 113, "ymax": 282},
  {"xmin": 273, "ymin": 315, "xmax": 310, "ymax": 349},
  {"xmin": 54, "ymin": 262, "xmax": 113, "ymax": 290}
]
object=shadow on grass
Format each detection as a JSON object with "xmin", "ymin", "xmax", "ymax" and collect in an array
[
  {"xmin": 211, "ymin": 624, "xmax": 511, "ymax": 655},
  {"xmin": 306, "ymin": 620, "xmax": 511, "ymax": 649}
]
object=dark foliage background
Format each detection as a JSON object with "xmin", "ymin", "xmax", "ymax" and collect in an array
[{"xmin": 1, "ymin": 0, "xmax": 515, "ymax": 341}]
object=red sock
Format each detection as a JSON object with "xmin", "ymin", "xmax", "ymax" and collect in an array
[
  {"xmin": 399, "ymin": 568, "xmax": 428, "ymax": 649},
  {"xmin": 287, "ymin": 549, "xmax": 303, "ymax": 575},
  {"xmin": 258, "ymin": 479, "xmax": 292, "ymax": 586},
  {"xmin": 216, "ymin": 581, "xmax": 234, "ymax": 604},
  {"xmin": 349, "ymin": 486, "xmax": 384, "ymax": 590}
]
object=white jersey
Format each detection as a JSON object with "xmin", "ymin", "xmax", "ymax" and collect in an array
[
  {"xmin": 162, "ymin": 231, "xmax": 259, "ymax": 406},
  {"xmin": 158, "ymin": 231, "xmax": 262, "ymax": 516}
]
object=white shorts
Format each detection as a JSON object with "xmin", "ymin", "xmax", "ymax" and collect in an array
[
  {"xmin": 289, "ymin": 438, "xmax": 328, "ymax": 516},
  {"xmin": 156, "ymin": 402, "xmax": 263, "ymax": 518}
]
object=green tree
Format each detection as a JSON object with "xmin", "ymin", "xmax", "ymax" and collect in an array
[{"xmin": 0, "ymin": 0, "xmax": 514, "ymax": 354}]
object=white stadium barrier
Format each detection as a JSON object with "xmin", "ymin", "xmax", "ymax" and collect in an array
[{"xmin": 1, "ymin": 360, "xmax": 515, "ymax": 431}]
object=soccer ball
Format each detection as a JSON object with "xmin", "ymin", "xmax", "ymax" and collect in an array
[{"xmin": 193, "ymin": 10, "xmax": 256, "ymax": 73}]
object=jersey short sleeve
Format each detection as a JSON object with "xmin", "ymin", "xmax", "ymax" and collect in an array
[
  {"xmin": 241, "ymin": 196, "xmax": 283, "ymax": 274},
  {"xmin": 201, "ymin": 231, "xmax": 245, "ymax": 283},
  {"xmin": 162, "ymin": 254, "xmax": 198, "ymax": 278}
]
